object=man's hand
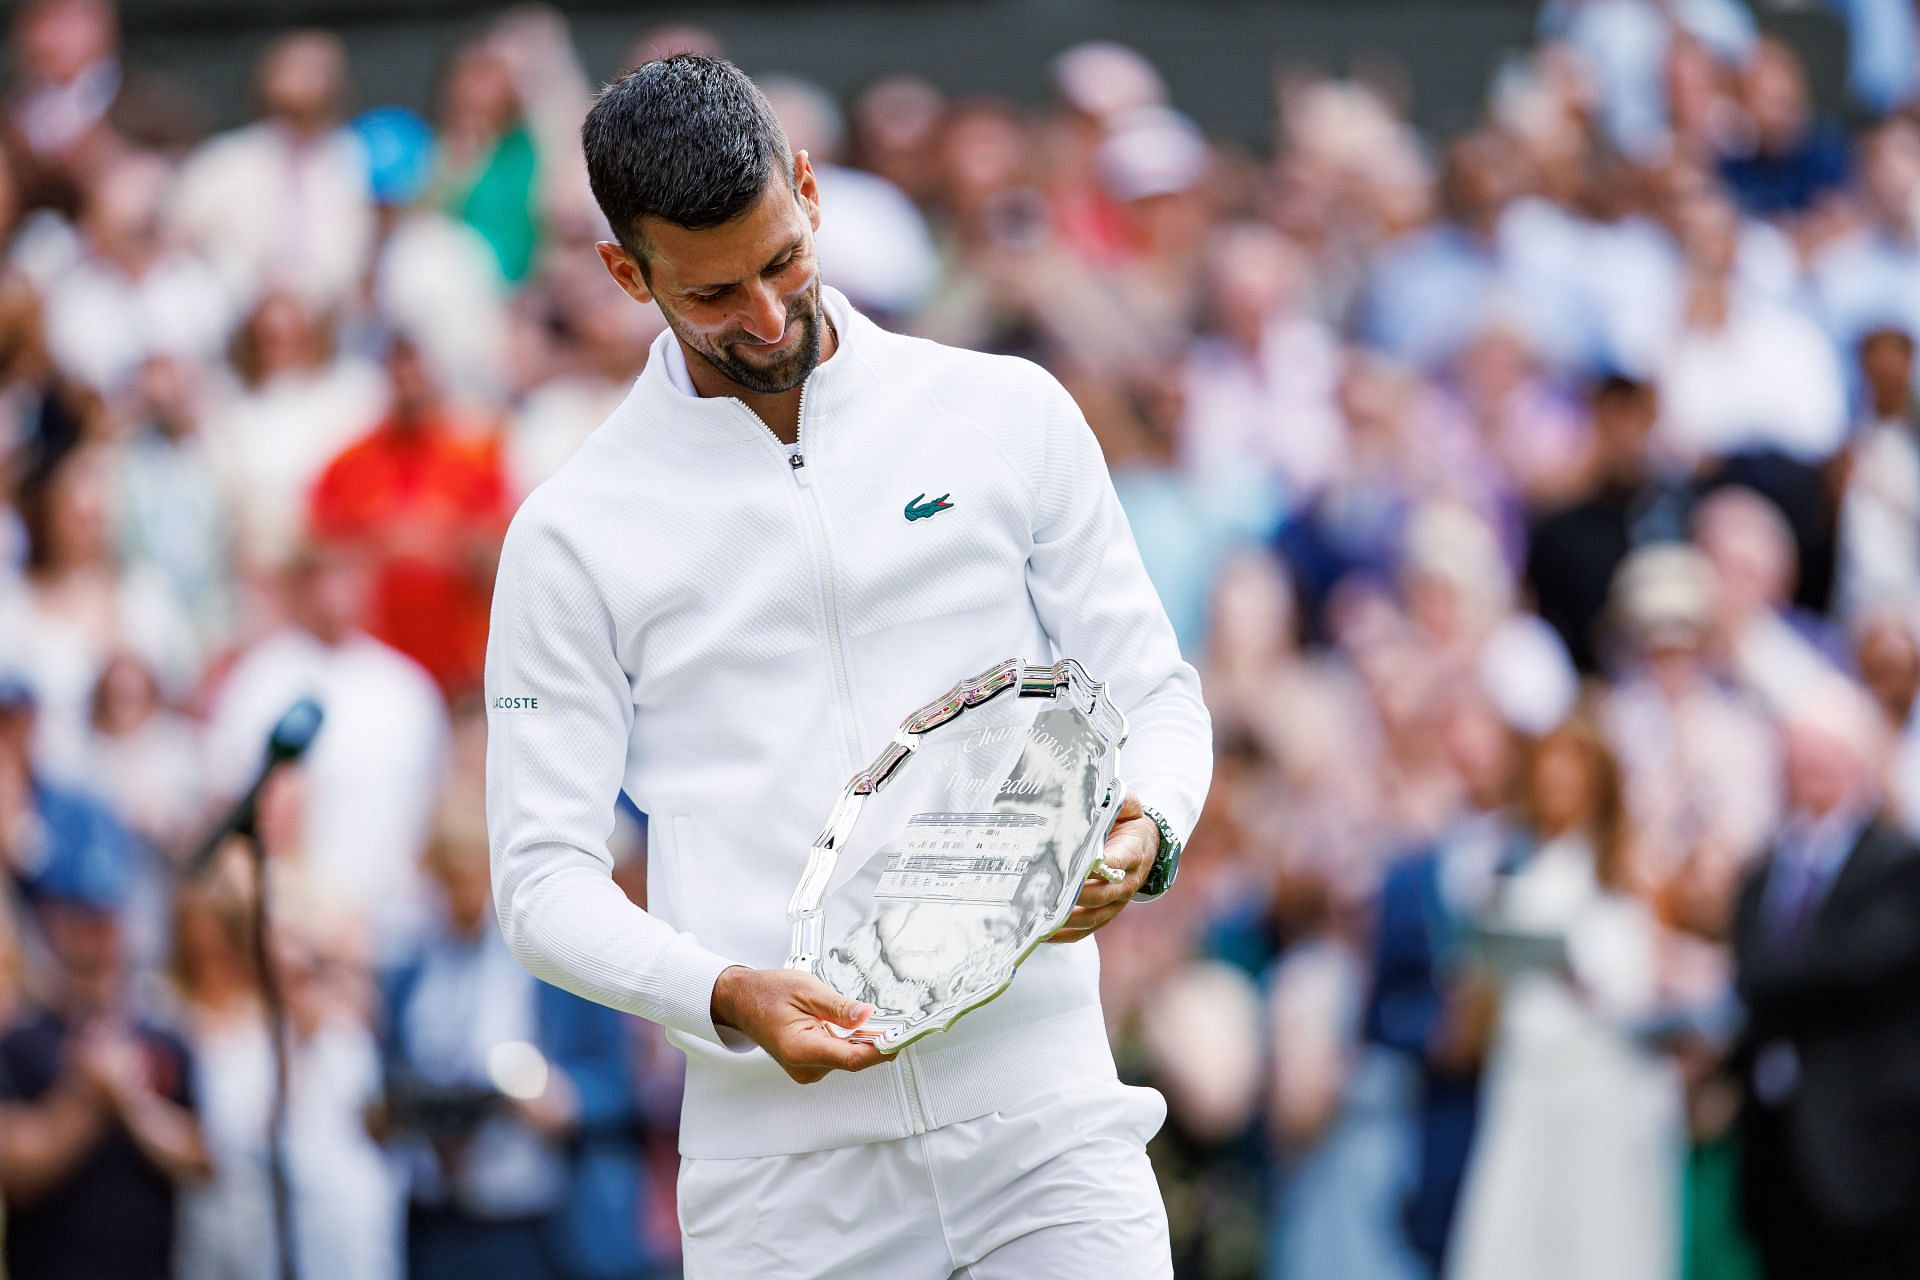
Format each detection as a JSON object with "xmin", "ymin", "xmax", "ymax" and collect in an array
[
  {"xmin": 72, "ymin": 1025, "xmax": 149, "ymax": 1110},
  {"xmin": 1046, "ymin": 790, "xmax": 1158, "ymax": 945},
  {"xmin": 710, "ymin": 966, "xmax": 889, "ymax": 1084}
]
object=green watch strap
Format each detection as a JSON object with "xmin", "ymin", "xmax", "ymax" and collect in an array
[{"xmin": 1135, "ymin": 803, "xmax": 1182, "ymax": 901}]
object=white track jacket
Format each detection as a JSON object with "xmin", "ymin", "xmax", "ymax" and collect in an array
[{"xmin": 484, "ymin": 284, "xmax": 1212, "ymax": 1158}]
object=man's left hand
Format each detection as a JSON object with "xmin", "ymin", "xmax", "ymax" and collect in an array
[{"xmin": 1045, "ymin": 790, "xmax": 1157, "ymax": 944}]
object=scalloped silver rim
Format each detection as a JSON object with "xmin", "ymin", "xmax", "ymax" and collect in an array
[{"xmin": 784, "ymin": 656, "xmax": 1130, "ymax": 1053}]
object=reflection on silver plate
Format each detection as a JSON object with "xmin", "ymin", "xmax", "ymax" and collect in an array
[{"xmin": 785, "ymin": 657, "xmax": 1128, "ymax": 1053}]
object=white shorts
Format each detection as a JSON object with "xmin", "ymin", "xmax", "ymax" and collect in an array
[{"xmin": 676, "ymin": 1079, "xmax": 1174, "ymax": 1280}]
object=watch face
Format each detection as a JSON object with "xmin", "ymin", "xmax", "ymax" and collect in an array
[
  {"xmin": 1146, "ymin": 849, "xmax": 1177, "ymax": 896},
  {"xmin": 1139, "ymin": 808, "xmax": 1180, "ymax": 899}
]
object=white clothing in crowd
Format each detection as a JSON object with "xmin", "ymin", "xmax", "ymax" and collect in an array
[
  {"xmin": 168, "ymin": 122, "xmax": 376, "ymax": 314},
  {"xmin": 202, "ymin": 357, "xmax": 387, "ymax": 571},
  {"xmin": 203, "ymin": 627, "xmax": 450, "ymax": 959},
  {"xmin": 177, "ymin": 1017, "xmax": 402, "ymax": 1280},
  {"xmin": 1658, "ymin": 298, "xmax": 1849, "ymax": 465},
  {"xmin": 1447, "ymin": 835, "xmax": 1685, "ymax": 1280},
  {"xmin": 41, "ymin": 253, "xmax": 233, "ymax": 400},
  {"xmin": 0, "ymin": 566, "xmax": 199, "ymax": 785}
]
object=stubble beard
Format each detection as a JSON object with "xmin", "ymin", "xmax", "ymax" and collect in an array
[{"xmin": 674, "ymin": 278, "xmax": 824, "ymax": 395}]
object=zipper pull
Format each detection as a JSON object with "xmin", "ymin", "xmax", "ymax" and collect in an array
[{"xmin": 789, "ymin": 452, "xmax": 805, "ymax": 469}]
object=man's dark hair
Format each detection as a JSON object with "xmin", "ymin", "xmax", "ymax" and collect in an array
[
  {"xmin": 582, "ymin": 54, "xmax": 794, "ymax": 269},
  {"xmin": 1589, "ymin": 371, "xmax": 1652, "ymax": 406}
]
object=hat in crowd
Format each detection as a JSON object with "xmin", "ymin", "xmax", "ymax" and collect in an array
[
  {"xmin": 1611, "ymin": 542, "xmax": 1717, "ymax": 648},
  {"xmin": 1478, "ymin": 613, "xmax": 1579, "ymax": 737},
  {"xmin": 32, "ymin": 827, "xmax": 131, "ymax": 916},
  {"xmin": 1052, "ymin": 41, "xmax": 1167, "ymax": 121},
  {"xmin": 353, "ymin": 106, "xmax": 437, "ymax": 208},
  {"xmin": 1402, "ymin": 500, "xmax": 1515, "ymax": 620},
  {"xmin": 1096, "ymin": 105, "xmax": 1209, "ymax": 202}
]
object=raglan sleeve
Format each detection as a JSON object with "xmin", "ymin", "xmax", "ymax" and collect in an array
[
  {"xmin": 1022, "ymin": 367, "xmax": 1213, "ymax": 845},
  {"xmin": 484, "ymin": 498, "xmax": 741, "ymax": 1048}
]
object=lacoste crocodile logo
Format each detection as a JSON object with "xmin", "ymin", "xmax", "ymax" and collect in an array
[{"xmin": 904, "ymin": 493, "xmax": 955, "ymax": 522}]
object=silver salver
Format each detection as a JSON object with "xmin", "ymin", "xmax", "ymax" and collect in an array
[{"xmin": 785, "ymin": 657, "xmax": 1129, "ymax": 1053}]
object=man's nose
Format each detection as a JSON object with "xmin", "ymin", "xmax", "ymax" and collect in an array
[{"xmin": 739, "ymin": 283, "xmax": 788, "ymax": 343}]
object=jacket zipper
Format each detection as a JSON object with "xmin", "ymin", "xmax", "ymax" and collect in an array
[
  {"xmin": 897, "ymin": 1043, "xmax": 929, "ymax": 1135},
  {"xmin": 731, "ymin": 381, "xmax": 865, "ymax": 775},
  {"xmin": 737, "ymin": 375, "xmax": 924, "ymax": 1136}
]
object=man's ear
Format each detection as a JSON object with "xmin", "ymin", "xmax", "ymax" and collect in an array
[
  {"xmin": 596, "ymin": 241, "xmax": 653, "ymax": 305},
  {"xmin": 794, "ymin": 149, "xmax": 822, "ymax": 232}
]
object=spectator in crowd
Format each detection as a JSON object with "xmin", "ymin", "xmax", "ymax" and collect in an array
[
  {"xmin": 0, "ymin": 870, "xmax": 209, "ymax": 1280},
  {"xmin": 1732, "ymin": 683, "xmax": 1920, "ymax": 1279},
  {"xmin": 5, "ymin": 0, "xmax": 123, "ymax": 178},
  {"xmin": 505, "ymin": 279, "xmax": 659, "ymax": 501},
  {"xmin": 1854, "ymin": 607, "xmax": 1920, "ymax": 840},
  {"xmin": 167, "ymin": 30, "xmax": 373, "ymax": 315},
  {"xmin": 0, "ymin": 441, "xmax": 196, "ymax": 784},
  {"xmin": 383, "ymin": 806, "xmax": 650, "ymax": 1280},
  {"xmin": 1836, "ymin": 325, "xmax": 1920, "ymax": 615},
  {"xmin": 38, "ymin": 151, "xmax": 230, "ymax": 405},
  {"xmin": 204, "ymin": 289, "xmax": 384, "ymax": 577},
  {"xmin": 171, "ymin": 870, "xmax": 401, "ymax": 1280},
  {"xmin": 110, "ymin": 354, "xmax": 235, "ymax": 649},
  {"xmin": 1657, "ymin": 183, "xmax": 1847, "ymax": 467},
  {"xmin": 1, "ymin": 12, "xmax": 1919, "ymax": 1279},
  {"xmin": 82, "ymin": 651, "xmax": 199, "ymax": 979},
  {"xmin": 358, "ymin": 102, "xmax": 512, "ymax": 409},
  {"xmin": 0, "ymin": 668, "xmax": 132, "ymax": 919},
  {"xmin": 202, "ymin": 541, "xmax": 448, "ymax": 962},
  {"xmin": 1603, "ymin": 543, "xmax": 1781, "ymax": 886},
  {"xmin": 1822, "ymin": 0, "xmax": 1920, "ymax": 115},
  {"xmin": 1693, "ymin": 485, "xmax": 1844, "ymax": 713},
  {"xmin": 1268, "ymin": 872, "xmax": 1425, "ymax": 1280},
  {"xmin": 1127, "ymin": 958, "xmax": 1265, "ymax": 1280},
  {"xmin": 1365, "ymin": 685, "xmax": 1524, "ymax": 1276},
  {"xmin": 4, "ymin": 0, "xmax": 201, "ymax": 199},
  {"xmin": 427, "ymin": 36, "xmax": 541, "ymax": 287},
  {"xmin": 306, "ymin": 333, "xmax": 509, "ymax": 700},
  {"xmin": 848, "ymin": 73, "xmax": 944, "ymax": 209},
  {"xmin": 1446, "ymin": 717, "xmax": 1683, "ymax": 1280},
  {"xmin": 760, "ymin": 74, "xmax": 938, "ymax": 324},
  {"xmin": 1177, "ymin": 220, "xmax": 1345, "ymax": 508},
  {"xmin": 1525, "ymin": 373, "xmax": 1689, "ymax": 673},
  {"xmin": 1809, "ymin": 118, "xmax": 1920, "ymax": 365},
  {"xmin": 1716, "ymin": 38, "xmax": 1849, "ymax": 220}
]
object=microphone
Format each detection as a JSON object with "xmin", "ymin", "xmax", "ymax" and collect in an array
[{"xmin": 186, "ymin": 698, "xmax": 325, "ymax": 878}]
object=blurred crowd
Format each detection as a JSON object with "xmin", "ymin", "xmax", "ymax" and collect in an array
[{"xmin": 2, "ymin": 0, "xmax": 1920, "ymax": 1277}]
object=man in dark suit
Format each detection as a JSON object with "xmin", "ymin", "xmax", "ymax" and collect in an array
[{"xmin": 1733, "ymin": 688, "xmax": 1920, "ymax": 1279}]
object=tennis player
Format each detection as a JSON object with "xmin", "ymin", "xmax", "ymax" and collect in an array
[{"xmin": 484, "ymin": 53, "xmax": 1211, "ymax": 1278}]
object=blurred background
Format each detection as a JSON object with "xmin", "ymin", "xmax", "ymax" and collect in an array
[{"xmin": 3, "ymin": 1, "xmax": 1920, "ymax": 1278}]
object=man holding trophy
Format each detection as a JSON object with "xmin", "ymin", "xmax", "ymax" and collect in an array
[{"xmin": 484, "ymin": 53, "xmax": 1211, "ymax": 1278}]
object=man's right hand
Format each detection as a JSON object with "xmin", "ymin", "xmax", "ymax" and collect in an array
[{"xmin": 710, "ymin": 966, "xmax": 889, "ymax": 1084}]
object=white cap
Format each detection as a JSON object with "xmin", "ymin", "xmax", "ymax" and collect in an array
[
  {"xmin": 1052, "ymin": 41, "xmax": 1168, "ymax": 120},
  {"xmin": 1096, "ymin": 106, "xmax": 1209, "ymax": 201},
  {"xmin": 1611, "ymin": 542, "xmax": 1717, "ymax": 647},
  {"xmin": 1479, "ymin": 614, "xmax": 1580, "ymax": 736}
]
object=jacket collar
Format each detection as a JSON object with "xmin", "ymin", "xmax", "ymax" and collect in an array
[{"xmin": 627, "ymin": 282, "xmax": 866, "ymax": 451}]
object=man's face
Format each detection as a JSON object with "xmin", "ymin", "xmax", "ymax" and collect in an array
[
  {"xmin": 1784, "ymin": 722, "xmax": 1861, "ymax": 817},
  {"xmin": 44, "ymin": 905, "xmax": 121, "ymax": 1017},
  {"xmin": 597, "ymin": 154, "xmax": 826, "ymax": 396}
]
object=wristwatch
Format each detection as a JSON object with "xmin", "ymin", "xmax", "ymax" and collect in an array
[{"xmin": 1134, "ymin": 803, "xmax": 1183, "ymax": 901}]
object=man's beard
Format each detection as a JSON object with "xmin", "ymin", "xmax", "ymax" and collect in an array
[{"xmin": 673, "ymin": 279, "xmax": 824, "ymax": 395}]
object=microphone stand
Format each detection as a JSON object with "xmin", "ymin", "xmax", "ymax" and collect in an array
[
  {"xmin": 235, "ymin": 812, "xmax": 299, "ymax": 1280},
  {"xmin": 188, "ymin": 698, "xmax": 323, "ymax": 1280}
]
